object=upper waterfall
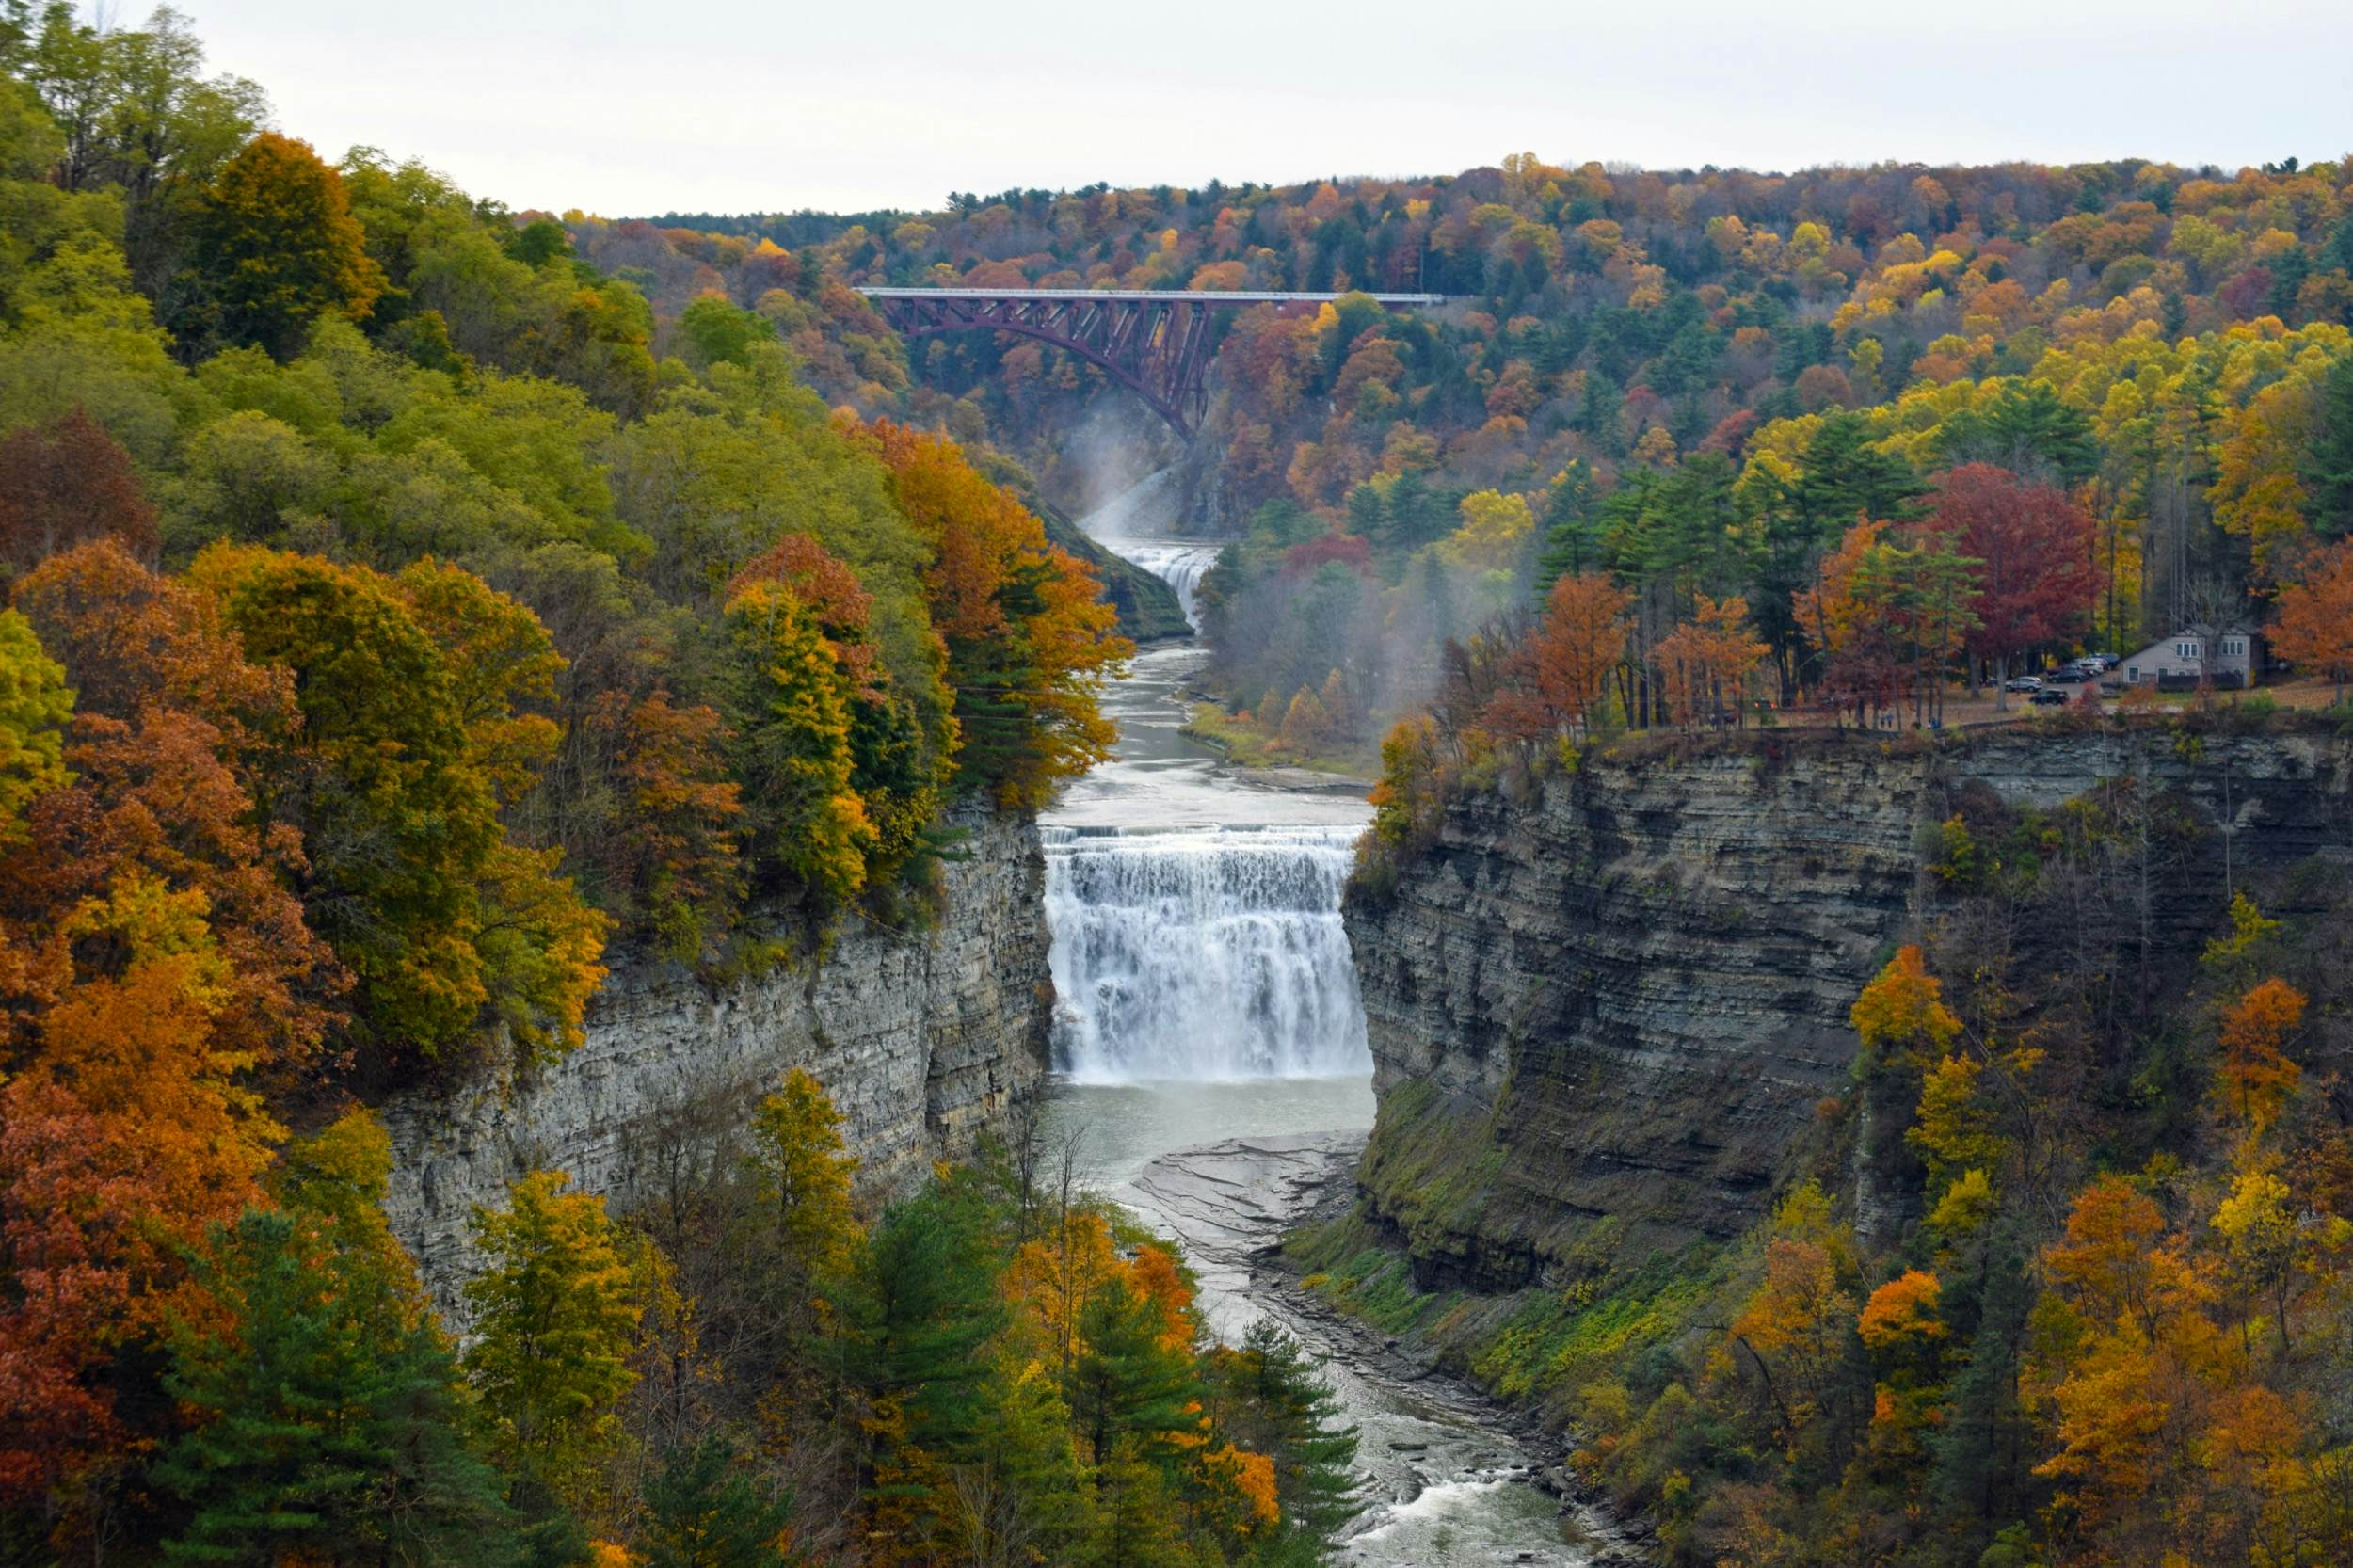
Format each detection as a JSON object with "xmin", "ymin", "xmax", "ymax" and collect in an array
[
  {"xmin": 1106, "ymin": 542, "xmax": 1220, "ymax": 630},
  {"xmin": 1075, "ymin": 466, "xmax": 1223, "ymax": 631}
]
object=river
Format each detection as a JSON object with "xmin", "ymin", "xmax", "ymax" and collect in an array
[{"xmin": 1035, "ymin": 499, "xmax": 1595, "ymax": 1567}]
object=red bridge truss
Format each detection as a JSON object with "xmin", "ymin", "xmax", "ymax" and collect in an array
[{"xmin": 859, "ymin": 288, "xmax": 1444, "ymax": 439}]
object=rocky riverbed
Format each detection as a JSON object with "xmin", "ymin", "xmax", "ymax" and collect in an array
[{"xmin": 1118, "ymin": 1133, "xmax": 1642, "ymax": 1567}]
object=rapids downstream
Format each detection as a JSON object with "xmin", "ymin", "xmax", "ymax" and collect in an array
[{"xmin": 1038, "ymin": 488, "xmax": 1604, "ymax": 1567}]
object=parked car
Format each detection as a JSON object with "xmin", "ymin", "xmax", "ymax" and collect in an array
[
  {"xmin": 2030, "ymin": 687, "xmax": 2072, "ymax": 706},
  {"xmin": 2004, "ymin": 675, "xmax": 2043, "ymax": 693},
  {"xmin": 2048, "ymin": 667, "xmax": 2090, "ymax": 684}
]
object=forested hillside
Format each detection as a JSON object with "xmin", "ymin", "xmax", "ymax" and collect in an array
[
  {"xmin": 0, "ymin": 9, "xmax": 1394, "ymax": 1566},
  {"xmin": 634, "ymin": 152, "xmax": 2353, "ymax": 763},
  {"xmin": 625, "ymin": 123, "xmax": 2353, "ymax": 1568}
]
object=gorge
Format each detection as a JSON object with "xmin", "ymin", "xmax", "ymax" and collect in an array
[
  {"xmin": 369, "ymin": 507, "xmax": 2353, "ymax": 1566},
  {"xmin": 14, "ymin": 23, "xmax": 2350, "ymax": 1559},
  {"xmin": 1033, "ymin": 501, "xmax": 1601, "ymax": 1566}
]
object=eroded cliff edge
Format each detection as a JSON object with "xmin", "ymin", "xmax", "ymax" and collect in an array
[
  {"xmin": 1342, "ymin": 727, "xmax": 2352, "ymax": 1289},
  {"xmin": 383, "ymin": 804, "xmax": 1050, "ymax": 1320}
]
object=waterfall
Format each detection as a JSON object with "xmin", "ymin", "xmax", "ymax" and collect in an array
[
  {"xmin": 1109, "ymin": 543, "xmax": 1222, "ymax": 630},
  {"xmin": 1050, "ymin": 484, "xmax": 1371, "ymax": 1082},
  {"xmin": 1045, "ymin": 824, "xmax": 1371, "ymax": 1081},
  {"xmin": 1077, "ymin": 466, "xmax": 1225, "ymax": 631}
]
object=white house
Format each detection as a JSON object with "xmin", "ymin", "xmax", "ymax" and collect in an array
[{"xmin": 2120, "ymin": 626, "xmax": 2260, "ymax": 689}]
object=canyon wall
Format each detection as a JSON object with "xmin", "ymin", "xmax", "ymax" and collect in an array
[
  {"xmin": 383, "ymin": 805, "xmax": 1051, "ymax": 1322},
  {"xmin": 1344, "ymin": 727, "xmax": 2353, "ymax": 1288}
]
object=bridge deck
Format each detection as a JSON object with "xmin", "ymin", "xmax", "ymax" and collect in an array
[{"xmin": 858, "ymin": 287, "xmax": 1444, "ymax": 306}]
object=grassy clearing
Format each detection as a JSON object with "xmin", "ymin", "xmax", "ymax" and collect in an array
[{"xmin": 1180, "ymin": 703, "xmax": 1380, "ymax": 780}]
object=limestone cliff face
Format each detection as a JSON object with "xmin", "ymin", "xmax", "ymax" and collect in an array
[
  {"xmin": 383, "ymin": 806, "xmax": 1050, "ymax": 1322},
  {"xmin": 1344, "ymin": 728, "xmax": 2351, "ymax": 1288}
]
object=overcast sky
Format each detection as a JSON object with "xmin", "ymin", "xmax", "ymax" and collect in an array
[{"xmin": 164, "ymin": 0, "xmax": 2352, "ymax": 218}]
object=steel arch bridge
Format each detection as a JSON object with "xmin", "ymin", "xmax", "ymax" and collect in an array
[{"xmin": 859, "ymin": 288, "xmax": 1443, "ymax": 439}]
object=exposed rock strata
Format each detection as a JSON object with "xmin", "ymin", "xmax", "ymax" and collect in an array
[
  {"xmin": 1345, "ymin": 728, "xmax": 2352, "ymax": 1287},
  {"xmin": 383, "ymin": 806, "xmax": 1050, "ymax": 1322}
]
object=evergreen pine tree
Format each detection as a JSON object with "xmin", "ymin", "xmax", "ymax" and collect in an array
[
  {"xmin": 1789, "ymin": 411, "xmax": 1929, "ymax": 530},
  {"xmin": 641, "ymin": 1439, "xmax": 796, "ymax": 1568},
  {"xmin": 1064, "ymin": 1277, "xmax": 1201, "ymax": 1467},
  {"xmin": 1929, "ymin": 1231, "xmax": 2036, "ymax": 1551},
  {"xmin": 153, "ymin": 1208, "xmax": 512, "ymax": 1567},
  {"xmin": 1080, "ymin": 1437, "xmax": 1191, "ymax": 1568},
  {"xmin": 1535, "ymin": 460, "xmax": 1602, "ymax": 588},
  {"xmin": 2301, "ymin": 352, "xmax": 2353, "ymax": 541},
  {"xmin": 1227, "ymin": 1320, "xmax": 1360, "ymax": 1554},
  {"xmin": 856, "ymin": 1180, "xmax": 1006, "ymax": 1459}
]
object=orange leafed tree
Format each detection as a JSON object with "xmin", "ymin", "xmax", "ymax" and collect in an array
[
  {"xmin": 1532, "ymin": 573, "xmax": 1631, "ymax": 729},
  {"xmin": 2268, "ymin": 540, "xmax": 2353, "ymax": 700},
  {"xmin": 0, "ymin": 548, "xmax": 354, "ymax": 1510},
  {"xmin": 1650, "ymin": 593, "xmax": 1768, "ymax": 730},
  {"xmin": 2029, "ymin": 1176, "xmax": 2240, "ymax": 1552},
  {"xmin": 1795, "ymin": 518, "xmax": 1885, "ymax": 671},
  {"xmin": 1857, "ymin": 1270, "xmax": 1945, "ymax": 1352},
  {"xmin": 1850, "ymin": 944, "xmax": 1961, "ymax": 1067},
  {"xmin": 1485, "ymin": 571, "xmax": 1629, "ymax": 744},
  {"xmin": 13, "ymin": 540, "xmax": 299, "ymax": 772},
  {"xmin": 2217, "ymin": 978, "xmax": 2306, "ymax": 1131},
  {"xmin": 729, "ymin": 532, "xmax": 885, "ymax": 696},
  {"xmin": 0, "ymin": 743, "xmax": 336, "ymax": 1506},
  {"xmin": 856, "ymin": 421, "xmax": 1128, "ymax": 808},
  {"xmin": 587, "ymin": 687, "xmax": 742, "ymax": 959}
]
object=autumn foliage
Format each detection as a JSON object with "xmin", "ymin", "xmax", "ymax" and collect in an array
[
  {"xmin": 2267, "ymin": 539, "xmax": 2353, "ymax": 699},
  {"xmin": 858, "ymin": 420, "xmax": 1129, "ymax": 808},
  {"xmin": 0, "ymin": 410, "xmax": 157, "ymax": 588},
  {"xmin": 1557, "ymin": 852, "xmax": 2353, "ymax": 1568},
  {"xmin": 0, "ymin": 16, "xmax": 1145, "ymax": 1555}
]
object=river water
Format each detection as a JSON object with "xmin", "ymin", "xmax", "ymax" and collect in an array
[{"xmin": 1035, "ymin": 499, "xmax": 1590, "ymax": 1566}]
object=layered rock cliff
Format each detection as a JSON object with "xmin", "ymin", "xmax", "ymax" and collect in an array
[
  {"xmin": 383, "ymin": 805, "xmax": 1051, "ymax": 1320},
  {"xmin": 1344, "ymin": 727, "xmax": 2352, "ymax": 1288}
]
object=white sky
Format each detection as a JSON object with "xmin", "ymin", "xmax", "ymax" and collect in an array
[{"xmin": 161, "ymin": 0, "xmax": 2353, "ymax": 218}]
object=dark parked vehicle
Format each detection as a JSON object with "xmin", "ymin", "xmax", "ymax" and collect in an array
[
  {"xmin": 2048, "ymin": 667, "xmax": 2090, "ymax": 684},
  {"xmin": 2030, "ymin": 687, "xmax": 2072, "ymax": 706}
]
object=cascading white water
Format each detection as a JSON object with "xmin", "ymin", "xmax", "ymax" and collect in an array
[
  {"xmin": 1109, "ymin": 542, "xmax": 1221, "ymax": 630},
  {"xmin": 1048, "ymin": 467, "xmax": 1373, "ymax": 1084},
  {"xmin": 1045, "ymin": 823, "xmax": 1370, "ymax": 1081}
]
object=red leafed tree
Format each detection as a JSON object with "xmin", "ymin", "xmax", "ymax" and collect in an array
[
  {"xmin": 1284, "ymin": 531, "xmax": 1372, "ymax": 577},
  {"xmin": 1930, "ymin": 463, "xmax": 2099, "ymax": 692},
  {"xmin": 0, "ymin": 411, "xmax": 160, "ymax": 588}
]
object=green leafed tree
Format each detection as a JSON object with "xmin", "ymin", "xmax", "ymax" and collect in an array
[
  {"xmin": 0, "ymin": 605, "xmax": 72, "ymax": 844},
  {"xmin": 462, "ymin": 1171, "xmax": 646, "ymax": 1495},
  {"xmin": 188, "ymin": 544, "xmax": 604, "ymax": 1063},
  {"xmin": 721, "ymin": 578, "xmax": 876, "ymax": 905}
]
